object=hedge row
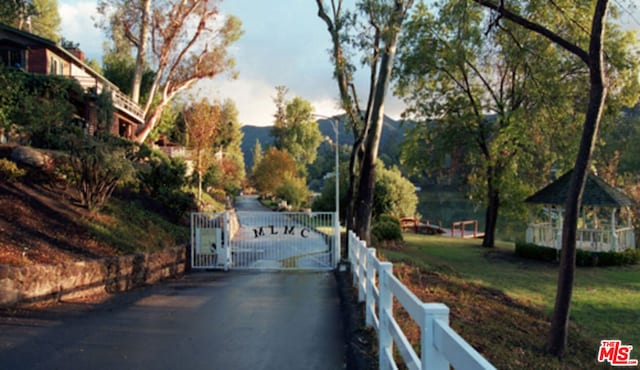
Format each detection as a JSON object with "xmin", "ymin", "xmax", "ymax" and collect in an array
[{"xmin": 515, "ymin": 242, "xmax": 639, "ymax": 266}]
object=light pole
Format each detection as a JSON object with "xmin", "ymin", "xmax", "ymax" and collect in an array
[{"xmin": 314, "ymin": 114, "xmax": 341, "ymax": 267}]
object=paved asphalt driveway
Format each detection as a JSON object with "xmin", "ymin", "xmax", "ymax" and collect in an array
[
  {"xmin": 0, "ymin": 197, "xmax": 346, "ymax": 370},
  {"xmin": 0, "ymin": 271, "xmax": 345, "ymax": 370}
]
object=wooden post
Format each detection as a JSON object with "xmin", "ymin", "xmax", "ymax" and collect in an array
[
  {"xmin": 365, "ymin": 248, "xmax": 377, "ymax": 327},
  {"xmin": 378, "ymin": 262, "xmax": 393, "ymax": 369},
  {"xmin": 421, "ymin": 303, "xmax": 450, "ymax": 370}
]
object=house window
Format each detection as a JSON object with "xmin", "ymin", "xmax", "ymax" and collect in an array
[
  {"xmin": 49, "ymin": 56, "xmax": 56, "ymax": 74},
  {"xmin": 0, "ymin": 48, "xmax": 25, "ymax": 68}
]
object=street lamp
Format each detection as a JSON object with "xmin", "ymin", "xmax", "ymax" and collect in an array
[{"xmin": 314, "ymin": 114, "xmax": 341, "ymax": 267}]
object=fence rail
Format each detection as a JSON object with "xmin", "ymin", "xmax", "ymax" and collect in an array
[{"xmin": 348, "ymin": 231, "xmax": 495, "ymax": 370}]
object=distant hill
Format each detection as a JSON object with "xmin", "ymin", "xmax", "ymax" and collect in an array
[{"xmin": 241, "ymin": 115, "xmax": 408, "ymax": 171}]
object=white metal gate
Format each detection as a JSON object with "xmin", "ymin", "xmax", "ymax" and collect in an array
[{"xmin": 191, "ymin": 211, "xmax": 339, "ymax": 270}]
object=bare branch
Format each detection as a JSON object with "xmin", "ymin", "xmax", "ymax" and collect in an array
[{"xmin": 472, "ymin": 0, "xmax": 590, "ymax": 64}]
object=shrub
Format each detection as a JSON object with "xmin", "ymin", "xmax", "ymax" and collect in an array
[
  {"xmin": 587, "ymin": 248, "xmax": 640, "ymax": 266},
  {"xmin": 515, "ymin": 242, "xmax": 558, "ymax": 262},
  {"xmin": 372, "ymin": 221, "xmax": 403, "ymax": 243},
  {"xmin": 276, "ymin": 175, "xmax": 309, "ymax": 209},
  {"xmin": 515, "ymin": 241, "xmax": 639, "ymax": 266},
  {"xmin": 0, "ymin": 70, "xmax": 85, "ymax": 146},
  {"xmin": 138, "ymin": 153, "xmax": 195, "ymax": 221},
  {"xmin": 65, "ymin": 135, "xmax": 136, "ymax": 211},
  {"xmin": 373, "ymin": 163, "xmax": 418, "ymax": 219},
  {"xmin": 0, "ymin": 158, "xmax": 26, "ymax": 182},
  {"xmin": 376, "ymin": 214, "xmax": 401, "ymax": 228}
]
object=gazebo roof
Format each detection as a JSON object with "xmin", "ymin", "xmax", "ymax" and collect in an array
[{"xmin": 525, "ymin": 170, "xmax": 635, "ymax": 207}]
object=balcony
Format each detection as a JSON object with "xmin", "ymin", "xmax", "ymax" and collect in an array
[{"xmin": 72, "ymin": 75, "xmax": 145, "ymax": 124}]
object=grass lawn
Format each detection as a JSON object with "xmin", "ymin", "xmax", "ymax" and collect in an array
[{"xmin": 379, "ymin": 234, "xmax": 640, "ymax": 368}]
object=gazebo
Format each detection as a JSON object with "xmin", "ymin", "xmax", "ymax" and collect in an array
[{"xmin": 525, "ymin": 171, "xmax": 636, "ymax": 252}]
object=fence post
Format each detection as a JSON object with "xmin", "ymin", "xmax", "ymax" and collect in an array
[
  {"xmin": 365, "ymin": 247, "xmax": 377, "ymax": 327},
  {"xmin": 379, "ymin": 262, "xmax": 393, "ymax": 369},
  {"xmin": 357, "ymin": 241, "xmax": 367, "ymax": 302},
  {"xmin": 352, "ymin": 233, "xmax": 359, "ymax": 287},
  {"xmin": 421, "ymin": 303, "xmax": 450, "ymax": 370},
  {"xmin": 348, "ymin": 231, "xmax": 354, "ymax": 265}
]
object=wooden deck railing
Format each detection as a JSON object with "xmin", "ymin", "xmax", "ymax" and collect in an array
[
  {"xmin": 72, "ymin": 75, "xmax": 145, "ymax": 123},
  {"xmin": 451, "ymin": 220, "xmax": 482, "ymax": 238},
  {"xmin": 526, "ymin": 223, "xmax": 636, "ymax": 251}
]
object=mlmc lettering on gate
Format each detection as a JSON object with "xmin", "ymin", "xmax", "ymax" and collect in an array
[
  {"xmin": 191, "ymin": 211, "xmax": 339, "ymax": 270},
  {"xmin": 253, "ymin": 225, "xmax": 311, "ymax": 239}
]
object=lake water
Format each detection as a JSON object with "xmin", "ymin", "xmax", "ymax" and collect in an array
[{"xmin": 416, "ymin": 189, "xmax": 526, "ymax": 242}]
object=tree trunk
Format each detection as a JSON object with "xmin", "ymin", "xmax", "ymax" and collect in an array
[
  {"xmin": 482, "ymin": 169, "xmax": 499, "ymax": 247},
  {"xmin": 354, "ymin": 39, "xmax": 400, "ymax": 243},
  {"xmin": 345, "ymin": 137, "xmax": 365, "ymax": 230},
  {"xmin": 197, "ymin": 169, "xmax": 203, "ymax": 205},
  {"xmin": 547, "ymin": 0, "xmax": 609, "ymax": 357},
  {"xmin": 131, "ymin": 0, "xmax": 150, "ymax": 104}
]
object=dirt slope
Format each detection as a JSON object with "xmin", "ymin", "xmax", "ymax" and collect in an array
[{"xmin": 0, "ymin": 179, "xmax": 118, "ymax": 266}]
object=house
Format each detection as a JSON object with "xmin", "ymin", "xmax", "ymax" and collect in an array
[
  {"xmin": 525, "ymin": 171, "xmax": 636, "ymax": 252},
  {"xmin": 0, "ymin": 23, "xmax": 144, "ymax": 139}
]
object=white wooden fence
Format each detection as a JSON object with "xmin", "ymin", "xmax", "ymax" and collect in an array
[{"xmin": 348, "ymin": 231, "xmax": 496, "ymax": 370}]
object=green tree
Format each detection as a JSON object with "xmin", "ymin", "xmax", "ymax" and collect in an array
[
  {"xmin": 102, "ymin": 50, "xmax": 154, "ymax": 103},
  {"xmin": 471, "ymin": 0, "xmax": 639, "ymax": 357},
  {"xmin": 270, "ymin": 87, "xmax": 323, "ymax": 173},
  {"xmin": 315, "ymin": 0, "xmax": 415, "ymax": 244},
  {"xmin": 276, "ymin": 175, "xmax": 309, "ymax": 209},
  {"xmin": 395, "ymin": 1, "xmax": 584, "ymax": 247},
  {"xmin": 150, "ymin": 100, "xmax": 186, "ymax": 145},
  {"xmin": 373, "ymin": 163, "xmax": 417, "ymax": 219},
  {"xmin": 0, "ymin": 0, "xmax": 59, "ymax": 41},
  {"xmin": 250, "ymin": 139, "xmax": 263, "ymax": 176},
  {"xmin": 97, "ymin": 0, "xmax": 243, "ymax": 143},
  {"xmin": 30, "ymin": 0, "xmax": 60, "ymax": 41},
  {"xmin": 252, "ymin": 147, "xmax": 298, "ymax": 197},
  {"xmin": 212, "ymin": 99, "xmax": 245, "ymax": 195}
]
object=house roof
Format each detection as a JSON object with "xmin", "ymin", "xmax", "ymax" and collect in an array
[
  {"xmin": 525, "ymin": 170, "xmax": 635, "ymax": 207},
  {"xmin": 0, "ymin": 23, "xmax": 112, "ymax": 89}
]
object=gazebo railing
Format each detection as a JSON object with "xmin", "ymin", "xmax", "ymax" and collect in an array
[{"xmin": 526, "ymin": 223, "xmax": 635, "ymax": 252}]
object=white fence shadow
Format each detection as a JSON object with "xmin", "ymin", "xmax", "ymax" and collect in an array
[{"xmin": 348, "ymin": 231, "xmax": 496, "ymax": 370}]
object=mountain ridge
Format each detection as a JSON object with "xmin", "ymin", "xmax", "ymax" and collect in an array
[{"xmin": 241, "ymin": 115, "xmax": 408, "ymax": 171}]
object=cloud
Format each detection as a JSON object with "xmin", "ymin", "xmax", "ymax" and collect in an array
[
  {"xmin": 58, "ymin": 0, "xmax": 405, "ymax": 127},
  {"xmin": 59, "ymin": 1, "xmax": 104, "ymax": 61}
]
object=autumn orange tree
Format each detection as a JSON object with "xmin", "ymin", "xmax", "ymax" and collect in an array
[{"xmin": 183, "ymin": 99, "xmax": 220, "ymax": 204}]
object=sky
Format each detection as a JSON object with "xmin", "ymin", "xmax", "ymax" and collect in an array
[
  {"xmin": 58, "ymin": 0, "xmax": 640, "ymax": 127},
  {"xmin": 58, "ymin": 0, "xmax": 405, "ymax": 127}
]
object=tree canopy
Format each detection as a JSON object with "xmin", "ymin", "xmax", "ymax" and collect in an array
[
  {"xmin": 97, "ymin": 0, "xmax": 243, "ymax": 143},
  {"xmin": 270, "ymin": 86, "xmax": 323, "ymax": 172},
  {"xmin": 0, "ymin": 0, "xmax": 60, "ymax": 41}
]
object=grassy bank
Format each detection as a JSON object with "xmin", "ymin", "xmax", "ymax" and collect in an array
[
  {"xmin": 86, "ymin": 198, "xmax": 190, "ymax": 254},
  {"xmin": 379, "ymin": 234, "xmax": 639, "ymax": 368}
]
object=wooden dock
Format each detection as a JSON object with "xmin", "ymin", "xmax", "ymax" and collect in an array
[{"xmin": 401, "ymin": 218, "xmax": 484, "ymax": 239}]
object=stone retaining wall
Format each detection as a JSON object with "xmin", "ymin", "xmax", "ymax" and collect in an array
[{"xmin": 0, "ymin": 246, "xmax": 187, "ymax": 307}]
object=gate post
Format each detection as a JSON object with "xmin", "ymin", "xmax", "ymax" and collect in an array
[
  {"xmin": 334, "ymin": 211, "xmax": 341, "ymax": 268},
  {"xmin": 224, "ymin": 211, "xmax": 230, "ymax": 271}
]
